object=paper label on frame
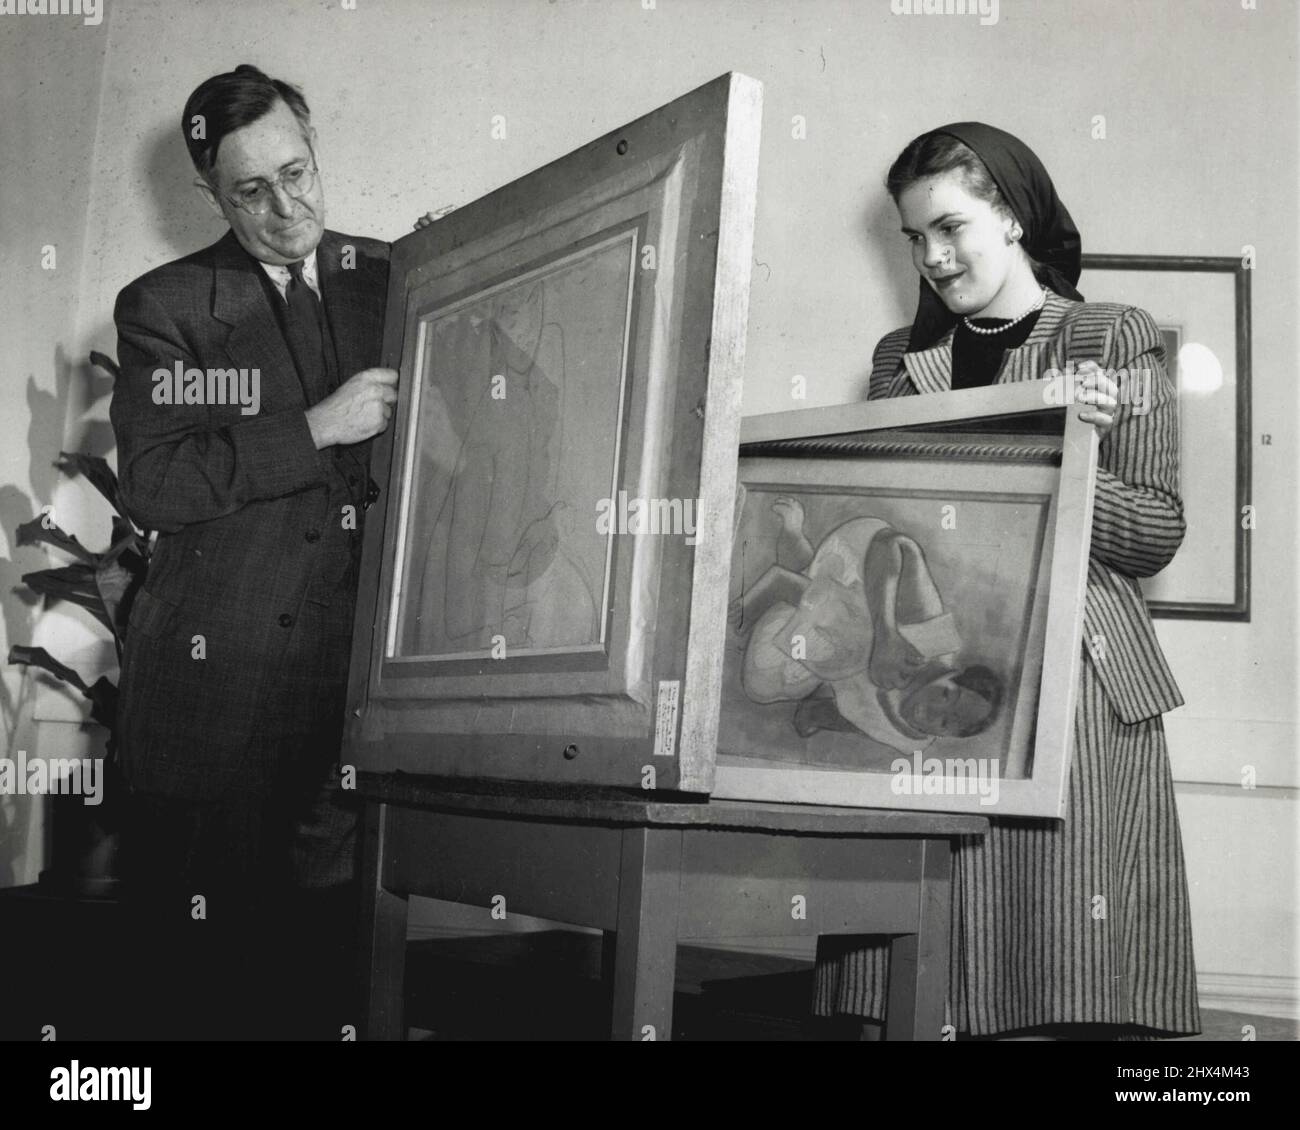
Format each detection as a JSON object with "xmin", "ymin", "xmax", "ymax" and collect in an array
[{"xmin": 653, "ymin": 680, "xmax": 681, "ymax": 758}]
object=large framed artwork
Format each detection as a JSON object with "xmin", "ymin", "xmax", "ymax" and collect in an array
[
  {"xmin": 711, "ymin": 382, "xmax": 1099, "ymax": 817},
  {"xmin": 1078, "ymin": 254, "xmax": 1252, "ymax": 620},
  {"xmin": 344, "ymin": 73, "xmax": 763, "ymax": 791}
]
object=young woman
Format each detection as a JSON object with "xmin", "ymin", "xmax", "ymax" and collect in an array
[{"xmin": 813, "ymin": 123, "xmax": 1200, "ymax": 1039}]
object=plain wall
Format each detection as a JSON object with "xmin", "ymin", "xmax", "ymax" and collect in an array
[
  {"xmin": 0, "ymin": 16, "xmax": 109, "ymax": 886},
  {"xmin": 1, "ymin": 0, "xmax": 1295, "ymax": 1009}
]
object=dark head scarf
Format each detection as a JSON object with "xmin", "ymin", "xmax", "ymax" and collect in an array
[{"xmin": 903, "ymin": 122, "xmax": 1083, "ymax": 352}]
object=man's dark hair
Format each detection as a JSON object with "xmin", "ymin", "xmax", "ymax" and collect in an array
[{"xmin": 182, "ymin": 64, "xmax": 311, "ymax": 182}]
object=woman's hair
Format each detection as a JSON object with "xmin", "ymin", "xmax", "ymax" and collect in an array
[
  {"xmin": 886, "ymin": 132, "xmax": 1008, "ymax": 214},
  {"xmin": 886, "ymin": 131, "xmax": 1041, "ymax": 275},
  {"xmin": 949, "ymin": 664, "xmax": 1003, "ymax": 737}
]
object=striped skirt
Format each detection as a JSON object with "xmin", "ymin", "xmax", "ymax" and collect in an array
[{"xmin": 812, "ymin": 657, "xmax": 1201, "ymax": 1036}]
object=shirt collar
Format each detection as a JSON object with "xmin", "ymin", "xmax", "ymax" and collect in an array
[{"xmin": 257, "ymin": 249, "xmax": 320, "ymax": 297}]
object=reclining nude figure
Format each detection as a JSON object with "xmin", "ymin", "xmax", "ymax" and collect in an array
[{"xmin": 732, "ymin": 497, "xmax": 1003, "ymax": 754}]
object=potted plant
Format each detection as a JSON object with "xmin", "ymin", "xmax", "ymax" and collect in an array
[{"xmin": 7, "ymin": 351, "xmax": 150, "ymax": 898}]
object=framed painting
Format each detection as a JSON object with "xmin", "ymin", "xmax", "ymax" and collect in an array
[
  {"xmin": 1079, "ymin": 254, "xmax": 1252, "ymax": 620},
  {"xmin": 711, "ymin": 382, "xmax": 1099, "ymax": 817},
  {"xmin": 344, "ymin": 73, "xmax": 763, "ymax": 791}
]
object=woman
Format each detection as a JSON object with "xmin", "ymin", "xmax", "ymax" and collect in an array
[{"xmin": 812, "ymin": 122, "xmax": 1200, "ymax": 1039}]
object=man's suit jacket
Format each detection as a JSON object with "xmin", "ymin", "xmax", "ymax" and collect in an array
[
  {"xmin": 111, "ymin": 228, "xmax": 389, "ymax": 799},
  {"xmin": 866, "ymin": 292, "xmax": 1185, "ymax": 724}
]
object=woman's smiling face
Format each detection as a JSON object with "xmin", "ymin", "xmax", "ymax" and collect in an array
[{"xmin": 896, "ymin": 170, "xmax": 1021, "ymax": 318}]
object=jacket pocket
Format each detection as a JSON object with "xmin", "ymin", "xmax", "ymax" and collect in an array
[{"xmin": 127, "ymin": 586, "xmax": 179, "ymax": 640}]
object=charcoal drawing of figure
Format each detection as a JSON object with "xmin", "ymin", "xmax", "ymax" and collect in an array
[
  {"xmin": 732, "ymin": 497, "xmax": 1003, "ymax": 753},
  {"xmin": 409, "ymin": 278, "xmax": 599, "ymax": 655}
]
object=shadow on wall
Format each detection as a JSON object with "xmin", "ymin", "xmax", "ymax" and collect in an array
[
  {"xmin": 145, "ymin": 116, "xmax": 221, "ymax": 262},
  {"xmin": 0, "ymin": 350, "xmax": 117, "ymax": 887},
  {"xmin": 853, "ymin": 185, "xmax": 917, "ymax": 399},
  {"xmin": 1, "ymin": 114, "xmax": 211, "ymax": 884}
]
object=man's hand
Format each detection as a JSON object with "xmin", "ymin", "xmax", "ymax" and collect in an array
[
  {"xmin": 306, "ymin": 367, "xmax": 399, "ymax": 449},
  {"xmin": 413, "ymin": 209, "xmax": 453, "ymax": 230}
]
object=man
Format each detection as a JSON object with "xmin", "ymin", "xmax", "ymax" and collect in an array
[{"xmin": 110, "ymin": 64, "xmax": 398, "ymax": 1039}]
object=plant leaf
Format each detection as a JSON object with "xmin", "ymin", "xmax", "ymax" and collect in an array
[
  {"xmin": 95, "ymin": 556, "xmax": 135, "ymax": 656},
  {"xmin": 21, "ymin": 563, "xmax": 115, "ymax": 635},
  {"xmin": 55, "ymin": 452, "xmax": 127, "ymax": 521},
  {"xmin": 7, "ymin": 644, "xmax": 91, "ymax": 695},
  {"xmin": 85, "ymin": 675, "xmax": 119, "ymax": 731},
  {"xmin": 14, "ymin": 515, "xmax": 97, "ymax": 564},
  {"xmin": 110, "ymin": 514, "xmax": 134, "ymax": 546},
  {"xmin": 89, "ymin": 351, "xmax": 121, "ymax": 381}
]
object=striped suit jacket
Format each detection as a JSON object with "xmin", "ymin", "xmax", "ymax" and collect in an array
[{"xmin": 869, "ymin": 292, "xmax": 1184, "ymax": 723}]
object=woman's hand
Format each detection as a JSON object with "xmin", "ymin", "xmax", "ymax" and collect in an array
[{"xmin": 1074, "ymin": 360, "xmax": 1119, "ymax": 440}]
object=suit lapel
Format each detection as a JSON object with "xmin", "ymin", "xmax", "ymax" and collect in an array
[
  {"xmin": 317, "ymin": 230, "xmax": 377, "ymax": 387},
  {"xmin": 994, "ymin": 292, "xmax": 1072, "ymax": 383},
  {"xmin": 210, "ymin": 230, "xmax": 308, "ymax": 410},
  {"xmin": 900, "ymin": 337, "xmax": 953, "ymax": 395}
]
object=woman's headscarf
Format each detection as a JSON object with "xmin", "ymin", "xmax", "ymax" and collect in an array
[{"xmin": 904, "ymin": 122, "xmax": 1083, "ymax": 352}]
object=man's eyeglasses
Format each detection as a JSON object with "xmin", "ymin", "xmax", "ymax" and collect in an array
[{"xmin": 219, "ymin": 148, "xmax": 319, "ymax": 215}]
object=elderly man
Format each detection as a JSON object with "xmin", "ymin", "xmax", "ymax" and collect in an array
[{"xmin": 111, "ymin": 64, "xmax": 399, "ymax": 1039}]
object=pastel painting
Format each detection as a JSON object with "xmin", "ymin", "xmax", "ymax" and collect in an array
[
  {"xmin": 718, "ymin": 481, "xmax": 1051, "ymax": 778},
  {"xmin": 390, "ymin": 229, "xmax": 638, "ymax": 661}
]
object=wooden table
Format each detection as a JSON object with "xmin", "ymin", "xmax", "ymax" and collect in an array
[{"xmin": 357, "ymin": 773, "xmax": 987, "ymax": 1041}]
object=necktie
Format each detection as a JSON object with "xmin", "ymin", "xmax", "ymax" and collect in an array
[{"xmin": 283, "ymin": 260, "xmax": 328, "ymax": 404}]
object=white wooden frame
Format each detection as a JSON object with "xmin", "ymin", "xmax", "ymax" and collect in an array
[{"xmin": 712, "ymin": 382, "xmax": 1098, "ymax": 817}]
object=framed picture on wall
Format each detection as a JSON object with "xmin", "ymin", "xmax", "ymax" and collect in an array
[
  {"xmin": 1079, "ymin": 254, "xmax": 1252, "ymax": 620},
  {"xmin": 710, "ymin": 382, "xmax": 1099, "ymax": 818},
  {"xmin": 343, "ymin": 73, "xmax": 763, "ymax": 793}
]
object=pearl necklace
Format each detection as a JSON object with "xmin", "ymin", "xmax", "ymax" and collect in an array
[{"xmin": 962, "ymin": 287, "xmax": 1048, "ymax": 336}]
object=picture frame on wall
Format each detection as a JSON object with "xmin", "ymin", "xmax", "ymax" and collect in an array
[
  {"xmin": 1078, "ymin": 254, "xmax": 1252, "ymax": 621},
  {"xmin": 343, "ymin": 73, "xmax": 763, "ymax": 793},
  {"xmin": 711, "ymin": 382, "xmax": 1099, "ymax": 818}
]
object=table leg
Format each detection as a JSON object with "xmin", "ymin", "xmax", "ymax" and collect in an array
[
  {"xmin": 359, "ymin": 801, "xmax": 409, "ymax": 1041},
  {"xmin": 885, "ymin": 838, "xmax": 952, "ymax": 1041},
  {"xmin": 600, "ymin": 929, "xmax": 618, "ymax": 1011},
  {"xmin": 609, "ymin": 825, "xmax": 682, "ymax": 1041}
]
